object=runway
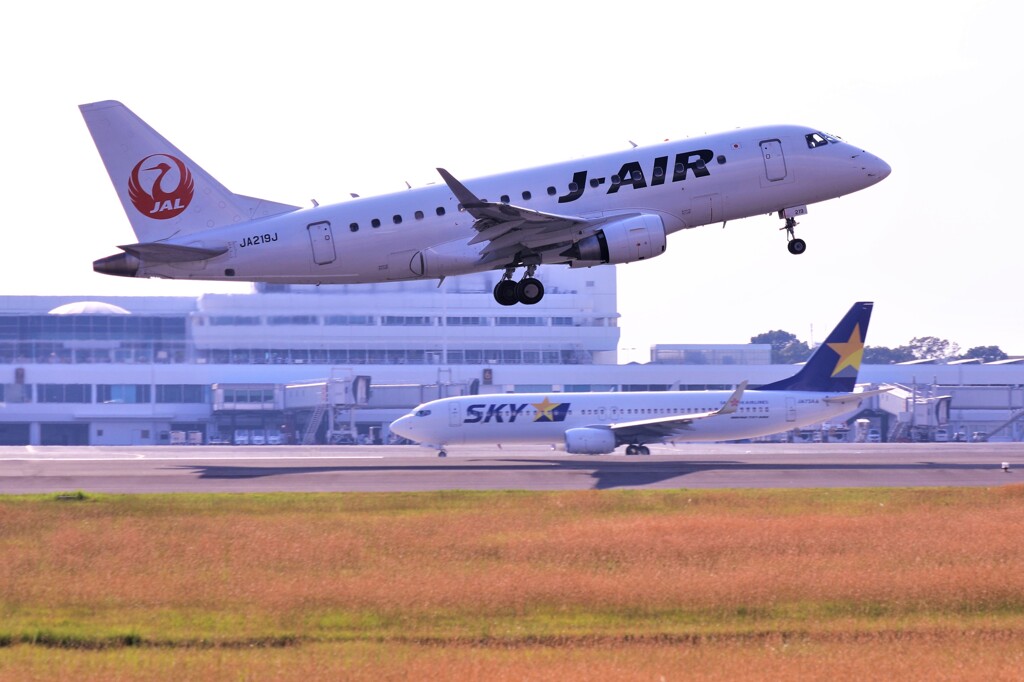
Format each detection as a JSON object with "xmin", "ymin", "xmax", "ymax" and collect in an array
[{"xmin": 1, "ymin": 443, "xmax": 1022, "ymax": 494}]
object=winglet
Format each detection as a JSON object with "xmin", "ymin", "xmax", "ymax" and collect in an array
[
  {"xmin": 436, "ymin": 168, "xmax": 487, "ymax": 210},
  {"xmin": 717, "ymin": 381, "xmax": 747, "ymax": 415}
]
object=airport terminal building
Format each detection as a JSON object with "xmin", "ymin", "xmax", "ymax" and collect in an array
[{"xmin": 2, "ymin": 268, "xmax": 1022, "ymax": 446}]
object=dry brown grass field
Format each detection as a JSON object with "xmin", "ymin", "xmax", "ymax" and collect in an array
[{"xmin": 3, "ymin": 486, "xmax": 1024, "ymax": 680}]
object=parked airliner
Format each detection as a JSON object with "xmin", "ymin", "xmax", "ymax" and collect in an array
[
  {"xmin": 81, "ymin": 101, "xmax": 890, "ymax": 305},
  {"xmin": 390, "ymin": 302, "xmax": 886, "ymax": 455}
]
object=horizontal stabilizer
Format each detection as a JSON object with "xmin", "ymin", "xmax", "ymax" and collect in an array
[
  {"xmin": 823, "ymin": 387, "xmax": 893, "ymax": 405},
  {"xmin": 118, "ymin": 242, "xmax": 228, "ymax": 263}
]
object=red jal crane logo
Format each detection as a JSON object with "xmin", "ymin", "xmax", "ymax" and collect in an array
[{"xmin": 128, "ymin": 154, "xmax": 194, "ymax": 219}]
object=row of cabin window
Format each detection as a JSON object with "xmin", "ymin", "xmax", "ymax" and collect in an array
[
  {"xmin": 346, "ymin": 162, "xmax": 698, "ymax": 233},
  {"xmin": 350, "ymin": 206, "xmax": 447, "ymax": 231},
  {"xmin": 344, "ymin": 186, "xmax": 545, "ymax": 232}
]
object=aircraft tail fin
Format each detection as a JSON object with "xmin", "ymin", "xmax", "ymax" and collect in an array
[
  {"xmin": 79, "ymin": 101, "xmax": 300, "ymax": 244},
  {"xmin": 758, "ymin": 302, "xmax": 873, "ymax": 393}
]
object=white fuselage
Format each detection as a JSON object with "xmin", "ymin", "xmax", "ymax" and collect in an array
[
  {"xmin": 390, "ymin": 389, "xmax": 862, "ymax": 449},
  {"xmin": 138, "ymin": 125, "xmax": 888, "ymax": 283}
]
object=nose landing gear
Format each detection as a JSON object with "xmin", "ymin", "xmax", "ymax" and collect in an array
[{"xmin": 781, "ymin": 217, "xmax": 806, "ymax": 255}]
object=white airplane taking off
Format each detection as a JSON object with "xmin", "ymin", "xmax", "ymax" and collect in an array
[
  {"xmin": 390, "ymin": 302, "xmax": 887, "ymax": 456},
  {"xmin": 81, "ymin": 101, "xmax": 890, "ymax": 305}
]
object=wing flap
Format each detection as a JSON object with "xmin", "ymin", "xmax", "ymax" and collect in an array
[{"xmin": 437, "ymin": 167, "xmax": 589, "ymax": 260}]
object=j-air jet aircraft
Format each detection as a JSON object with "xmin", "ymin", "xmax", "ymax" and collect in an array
[
  {"xmin": 81, "ymin": 101, "xmax": 890, "ymax": 305},
  {"xmin": 390, "ymin": 302, "xmax": 886, "ymax": 456}
]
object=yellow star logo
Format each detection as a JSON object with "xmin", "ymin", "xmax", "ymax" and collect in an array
[
  {"xmin": 532, "ymin": 397, "xmax": 562, "ymax": 422},
  {"xmin": 827, "ymin": 323, "xmax": 864, "ymax": 377}
]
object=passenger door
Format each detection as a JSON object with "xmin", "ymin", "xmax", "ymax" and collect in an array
[
  {"xmin": 307, "ymin": 221, "xmax": 336, "ymax": 265},
  {"xmin": 785, "ymin": 397, "xmax": 797, "ymax": 422},
  {"xmin": 760, "ymin": 139, "xmax": 788, "ymax": 182}
]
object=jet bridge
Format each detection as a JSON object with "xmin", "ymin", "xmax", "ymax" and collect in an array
[
  {"xmin": 877, "ymin": 384, "xmax": 951, "ymax": 442},
  {"xmin": 284, "ymin": 372, "xmax": 471, "ymax": 444}
]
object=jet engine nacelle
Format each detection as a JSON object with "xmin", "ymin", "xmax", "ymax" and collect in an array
[
  {"xmin": 567, "ymin": 214, "xmax": 667, "ymax": 266},
  {"xmin": 564, "ymin": 427, "xmax": 617, "ymax": 454}
]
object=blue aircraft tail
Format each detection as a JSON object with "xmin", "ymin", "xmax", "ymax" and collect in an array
[{"xmin": 758, "ymin": 302, "xmax": 873, "ymax": 393}]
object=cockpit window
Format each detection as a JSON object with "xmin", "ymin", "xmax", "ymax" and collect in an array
[
  {"xmin": 415, "ymin": 409, "xmax": 431, "ymax": 417},
  {"xmin": 806, "ymin": 132, "xmax": 841, "ymax": 149},
  {"xmin": 806, "ymin": 132, "xmax": 829, "ymax": 149}
]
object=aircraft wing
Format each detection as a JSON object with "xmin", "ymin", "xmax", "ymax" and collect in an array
[
  {"xmin": 437, "ymin": 168, "xmax": 627, "ymax": 264},
  {"xmin": 606, "ymin": 382, "xmax": 748, "ymax": 442}
]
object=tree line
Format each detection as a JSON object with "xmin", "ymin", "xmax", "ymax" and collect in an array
[{"xmin": 749, "ymin": 330, "xmax": 1010, "ymax": 365}]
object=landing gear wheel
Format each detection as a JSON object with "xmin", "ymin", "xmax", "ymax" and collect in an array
[
  {"xmin": 438, "ymin": 450, "xmax": 447, "ymax": 458},
  {"xmin": 515, "ymin": 277, "xmax": 545, "ymax": 305},
  {"xmin": 625, "ymin": 445, "xmax": 639, "ymax": 456},
  {"xmin": 639, "ymin": 445, "xmax": 651, "ymax": 456},
  {"xmin": 493, "ymin": 279, "xmax": 518, "ymax": 306},
  {"xmin": 781, "ymin": 216, "xmax": 806, "ymax": 255}
]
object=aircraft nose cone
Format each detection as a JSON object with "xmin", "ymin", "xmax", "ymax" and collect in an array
[
  {"xmin": 859, "ymin": 152, "xmax": 891, "ymax": 183},
  {"xmin": 868, "ymin": 154, "xmax": 891, "ymax": 180},
  {"xmin": 390, "ymin": 415, "xmax": 414, "ymax": 439}
]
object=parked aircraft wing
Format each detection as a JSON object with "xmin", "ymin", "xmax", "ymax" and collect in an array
[{"xmin": 607, "ymin": 381, "xmax": 748, "ymax": 442}]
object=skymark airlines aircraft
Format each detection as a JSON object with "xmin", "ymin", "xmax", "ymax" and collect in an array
[
  {"xmin": 390, "ymin": 302, "xmax": 884, "ymax": 455},
  {"xmin": 81, "ymin": 101, "xmax": 890, "ymax": 305}
]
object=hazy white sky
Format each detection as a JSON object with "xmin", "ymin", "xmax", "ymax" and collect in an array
[{"xmin": 2, "ymin": 1, "xmax": 1019, "ymax": 362}]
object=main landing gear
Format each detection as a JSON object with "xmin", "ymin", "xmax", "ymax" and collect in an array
[
  {"xmin": 493, "ymin": 265, "xmax": 545, "ymax": 306},
  {"xmin": 781, "ymin": 216, "xmax": 806, "ymax": 255},
  {"xmin": 625, "ymin": 444, "xmax": 650, "ymax": 456}
]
